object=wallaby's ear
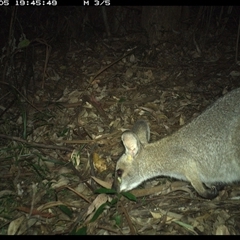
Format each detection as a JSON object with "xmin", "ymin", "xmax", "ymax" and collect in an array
[
  {"xmin": 132, "ymin": 120, "xmax": 150, "ymax": 145},
  {"xmin": 121, "ymin": 131, "xmax": 140, "ymax": 157}
]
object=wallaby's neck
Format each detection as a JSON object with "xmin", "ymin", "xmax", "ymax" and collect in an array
[{"xmin": 139, "ymin": 134, "xmax": 187, "ymax": 181}]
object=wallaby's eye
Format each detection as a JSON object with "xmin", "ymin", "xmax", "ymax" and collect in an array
[{"xmin": 117, "ymin": 169, "xmax": 123, "ymax": 177}]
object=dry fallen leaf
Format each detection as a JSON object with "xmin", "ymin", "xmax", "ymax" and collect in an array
[
  {"xmin": 50, "ymin": 176, "xmax": 69, "ymax": 189},
  {"xmin": 91, "ymin": 176, "xmax": 112, "ymax": 189},
  {"xmin": 8, "ymin": 215, "xmax": 26, "ymax": 235},
  {"xmin": 93, "ymin": 152, "xmax": 107, "ymax": 172},
  {"xmin": 215, "ymin": 225, "xmax": 231, "ymax": 235},
  {"xmin": 70, "ymin": 149, "xmax": 81, "ymax": 170},
  {"xmin": 84, "ymin": 193, "xmax": 111, "ymax": 223},
  {"xmin": 150, "ymin": 209, "xmax": 182, "ymax": 223}
]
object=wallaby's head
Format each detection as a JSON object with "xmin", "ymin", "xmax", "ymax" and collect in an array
[{"xmin": 114, "ymin": 120, "xmax": 150, "ymax": 192}]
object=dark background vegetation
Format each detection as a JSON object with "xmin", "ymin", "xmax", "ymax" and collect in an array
[{"xmin": 1, "ymin": 6, "xmax": 240, "ymax": 91}]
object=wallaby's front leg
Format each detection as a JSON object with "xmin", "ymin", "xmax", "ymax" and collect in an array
[{"xmin": 185, "ymin": 164, "xmax": 218, "ymax": 199}]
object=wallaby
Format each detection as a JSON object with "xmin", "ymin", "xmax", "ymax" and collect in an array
[{"xmin": 115, "ymin": 88, "xmax": 240, "ymax": 199}]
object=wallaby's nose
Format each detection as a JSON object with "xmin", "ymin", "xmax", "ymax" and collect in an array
[{"xmin": 112, "ymin": 172, "xmax": 121, "ymax": 193}]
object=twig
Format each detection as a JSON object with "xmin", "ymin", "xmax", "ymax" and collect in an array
[
  {"xmin": 120, "ymin": 202, "xmax": 137, "ymax": 235},
  {"xmin": 57, "ymin": 185, "xmax": 91, "ymax": 203},
  {"xmin": 0, "ymin": 134, "xmax": 73, "ymax": 152},
  {"xmin": 2, "ymin": 7, "xmax": 18, "ymax": 84},
  {"xmin": 88, "ymin": 144, "xmax": 99, "ymax": 191},
  {"xmin": 235, "ymin": 16, "xmax": 240, "ymax": 63},
  {"xmin": 32, "ymin": 38, "xmax": 52, "ymax": 89},
  {"xmin": 102, "ymin": 7, "xmax": 111, "ymax": 37},
  {"xmin": 0, "ymin": 81, "xmax": 43, "ymax": 114},
  {"xmin": 82, "ymin": 47, "xmax": 137, "ymax": 95},
  {"xmin": 91, "ymin": 48, "xmax": 137, "ymax": 82},
  {"xmin": 97, "ymin": 225, "xmax": 119, "ymax": 234}
]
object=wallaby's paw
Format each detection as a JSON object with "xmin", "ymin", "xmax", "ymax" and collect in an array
[
  {"xmin": 201, "ymin": 186, "xmax": 219, "ymax": 199},
  {"xmin": 212, "ymin": 183, "xmax": 225, "ymax": 191}
]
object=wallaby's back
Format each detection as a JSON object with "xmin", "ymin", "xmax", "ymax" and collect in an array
[
  {"xmin": 115, "ymin": 88, "xmax": 240, "ymax": 199},
  {"xmin": 171, "ymin": 87, "xmax": 240, "ymax": 181}
]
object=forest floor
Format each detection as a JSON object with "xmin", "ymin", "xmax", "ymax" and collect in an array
[{"xmin": 1, "ymin": 27, "xmax": 240, "ymax": 235}]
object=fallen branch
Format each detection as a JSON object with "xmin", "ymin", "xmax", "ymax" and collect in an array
[{"xmin": 0, "ymin": 134, "xmax": 73, "ymax": 152}]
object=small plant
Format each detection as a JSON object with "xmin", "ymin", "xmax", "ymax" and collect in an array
[{"xmin": 71, "ymin": 187, "xmax": 137, "ymax": 235}]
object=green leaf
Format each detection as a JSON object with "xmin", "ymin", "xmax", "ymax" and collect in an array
[
  {"xmin": 71, "ymin": 226, "xmax": 87, "ymax": 235},
  {"xmin": 58, "ymin": 127, "xmax": 69, "ymax": 137},
  {"xmin": 121, "ymin": 192, "xmax": 137, "ymax": 201},
  {"xmin": 109, "ymin": 197, "xmax": 119, "ymax": 206},
  {"xmin": 118, "ymin": 97, "xmax": 126, "ymax": 103},
  {"xmin": 58, "ymin": 205, "xmax": 73, "ymax": 218},
  {"xmin": 90, "ymin": 203, "xmax": 107, "ymax": 223},
  {"xmin": 94, "ymin": 188, "xmax": 117, "ymax": 194},
  {"xmin": 173, "ymin": 220, "xmax": 197, "ymax": 234},
  {"xmin": 18, "ymin": 39, "xmax": 30, "ymax": 49},
  {"xmin": 113, "ymin": 214, "xmax": 122, "ymax": 226}
]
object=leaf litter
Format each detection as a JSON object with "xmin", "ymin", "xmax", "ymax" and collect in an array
[{"xmin": 1, "ymin": 28, "xmax": 240, "ymax": 235}]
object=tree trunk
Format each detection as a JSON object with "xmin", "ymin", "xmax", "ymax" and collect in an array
[{"xmin": 141, "ymin": 6, "xmax": 189, "ymax": 45}]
